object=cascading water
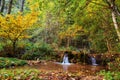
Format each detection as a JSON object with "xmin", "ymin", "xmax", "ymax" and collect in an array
[
  {"xmin": 62, "ymin": 53, "xmax": 71, "ymax": 65},
  {"xmin": 61, "ymin": 53, "xmax": 71, "ymax": 71},
  {"xmin": 91, "ymin": 57, "xmax": 98, "ymax": 66}
]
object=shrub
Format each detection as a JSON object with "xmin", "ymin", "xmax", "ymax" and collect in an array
[
  {"xmin": 22, "ymin": 42, "xmax": 54, "ymax": 60},
  {"xmin": 108, "ymin": 57, "xmax": 120, "ymax": 71},
  {"xmin": 21, "ymin": 53, "xmax": 33, "ymax": 60},
  {"xmin": 0, "ymin": 42, "xmax": 4, "ymax": 51},
  {"xmin": 99, "ymin": 70, "xmax": 120, "ymax": 80},
  {"xmin": 0, "ymin": 43, "xmax": 25, "ymax": 58},
  {"xmin": 99, "ymin": 56, "xmax": 120, "ymax": 80},
  {"xmin": 0, "ymin": 57, "xmax": 27, "ymax": 68},
  {"xmin": 0, "ymin": 69, "xmax": 41, "ymax": 80}
]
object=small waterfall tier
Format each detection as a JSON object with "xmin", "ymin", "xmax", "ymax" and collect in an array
[
  {"xmin": 62, "ymin": 54, "xmax": 71, "ymax": 65},
  {"xmin": 91, "ymin": 57, "xmax": 98, "ymax": 66}
]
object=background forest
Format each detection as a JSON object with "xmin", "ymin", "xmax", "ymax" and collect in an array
[
  {"xmin": 0, "ymin": 0, "xmax": 120, "ymax": 58},
  {"xmin": 0, "ymin": 0, "xmax": 120, "ymax": 80}
]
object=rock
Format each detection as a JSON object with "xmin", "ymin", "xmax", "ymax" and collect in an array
[{"xmin": 27, "ymin": 60, "xmax": 41, "ymax": 66}]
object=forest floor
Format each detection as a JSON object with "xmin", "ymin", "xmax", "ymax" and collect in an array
[
  {"xmin": 26, "ymin": 60, "xmax": 105, "ymax": 80},
  {"xmin": 36, "ymin": 69, "xmax": 104, "ymax": 80}
]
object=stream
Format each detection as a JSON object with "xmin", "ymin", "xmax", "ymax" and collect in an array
[{"xmin": 22, "ymin": 61, "xmax": 106, "ymax": 76}]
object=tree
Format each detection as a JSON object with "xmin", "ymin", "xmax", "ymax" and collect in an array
[
  {"xmin": 0, "ymin": 0, "xmax": 5, "ymax": 13},
  {"xmin": 59, "ymin": 24, "xmax": 84, "ymax": 47},
  {"xmin": 105, "ymin": 0, "xmax": 120, "ymax": 41},
  {"xmin": 79, "ymin": 0, "xmax": 120, "ymax": 52},
  {"xmin": 0, "ymin": 12, "xmax": 38, "ymax": 54},
  {"xmin": 7, "ymin": 0, "xmax": 13, "ymax": 14},
  {"xmin": 20, "ymin": 0, "xmax": 25, "ymax": 12}
]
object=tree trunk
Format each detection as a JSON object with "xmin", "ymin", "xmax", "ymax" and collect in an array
[
  {"xmin": 67, "ymin": 37, "xmax": 70, "ymax": 48},
  {"xmin": 20, "ymin": 0, "xmax": 25, "ymax": 12},
  {"xmin": 7, "ymin": 0, "xmax": 13, "ymax": 14},
  {"xmin": 12, "ymin": 41, "xmax": 16, "ymax": 54},
  {"xmin": 106, "ymin": 0, "xmax": 120, "ymax": 41},
  {"xmin": 0, "ymin": 0, "xmax": 5, "ymax": 13},
  {"xmin": 111, "ymin": 11, "xmax": 120, "ymax": 40},
  {"xmin": 58, "ymin": 38, "xmax": 62, "ymax": 47},
  {"xmin": 106, "ymin": 39, "xmax": 111, "ymax": 53},
  {"xmin": 0, "ymin": 0, "xmax": 1, "ymax": 6}
]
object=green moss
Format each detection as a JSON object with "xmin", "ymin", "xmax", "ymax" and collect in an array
[
  {"xmin": 0, "ymin": 57, "xmax": 27, "ymax": 68},
  {"xmin": 0, "ymin": 69, "xmax": 41, "ymax": 80}
]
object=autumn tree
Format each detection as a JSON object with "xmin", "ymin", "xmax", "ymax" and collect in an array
[
  {"xmin": 0, "ymin": 12, "xmax": 38, "ymax": 54},
  {"xmin": 105, "ymin": 0, "xmax": 120, "ymax": 41},
  {"xmin": 59, "ymin": 24, "xmax": 84, "ymax": 48}
]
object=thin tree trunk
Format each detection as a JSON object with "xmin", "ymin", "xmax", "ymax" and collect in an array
[
  {"xmin": 106, "ymin": 0, "xmax": 120, "ymax": 41},
  {"xmin": 0, "ymin": 0, "xmax": 1, "ymax": 6},
  {"xmin": 20, "ymin": 0, "xmax": 25, "ymax": 12},
  {"xmin": 7, "ymin": 0, "xmax": 13, "ymax": 14},
  {"xmin": 111, "ymin": 11, "xmax": 120, "ymax": 40},
  {"xmin": 12, "ymin": 41, "xmax": 16, "ymax": 54},
  {"xmin": 106, "ymin": 39, "xmax": 111, "ymax": 53},
  {"xmin": 67, "ymin": 37, "xmax": 70, "ymax": 48},
  {"xmin": 0, "ymin": 0, "xmax": 5, "ymax": 13}
]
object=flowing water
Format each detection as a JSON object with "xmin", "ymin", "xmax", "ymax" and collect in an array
[
  {"xmin": 28, "ymin": 54, "xmax": 105, "ymax": 75},
  {"xmin": 91, "ymin": 57, "xmax": 98, "ymax": 66},
  {"xmin": 11, "ymin": 60, "xmax": 106, "ymax": 76},
  {"xmin": 28, "ymin": 61, "xmax": 105, "ymax": 75},
  {"xmin": 10, "ymin": 55, "xmax": 106, "ymax": 76},
  {"xmin": 27, "ymin": 54, "xmax": 105, "ymax": 75},
  {"xmin": 62, "ymin": 54, "xmax": 71, "ymax": 65}
]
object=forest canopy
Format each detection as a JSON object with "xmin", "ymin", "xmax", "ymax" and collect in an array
[{"xmin": 0, "ymin": 0, "xmax": 120, "ymax": 54}]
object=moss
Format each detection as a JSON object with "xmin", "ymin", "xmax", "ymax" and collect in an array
[{"xmin": 0, "ymin": 57, "xmax": 27, "ymax": 68}]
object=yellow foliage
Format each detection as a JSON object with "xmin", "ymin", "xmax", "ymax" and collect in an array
[
  {"xmin": 59, "ymin": 24, "xmax": 83, "ymax": 39},
  {"xmin": 26, "ymin": 0, "xmax": 40, "ymax": 12},
  {"xmin": 0, "ymin": 12, "xmax": 38, "ymax": 42},
  {"xmin": 86, "ymin": 0, "xmax": 105, "ymax": 17}
]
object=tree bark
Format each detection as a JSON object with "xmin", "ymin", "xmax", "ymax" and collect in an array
[
  {"xmin": 12, "ymin": 41, "xmax": 16, "ymax": 54},
  {"xmin": 0, "ymin": 0, "xmax": 5, "ymax": 13},
  {"xmin": 106, "ymin": 39, "xmax": 111, "ymax": 53},
  {"xmin": 20, "ymin": 0, "xmax": 25, "ymax": 12},
  {"xmin": 0, "ymin": 0, "xmax": 1, "ymax": 6},
  {"xmin": 111, "ymin": 11, "xmax": 120, "ymax": 40},
  {"xmin": 67, "ymin": 37, "xmax": 70, "ymax": 48},
  {"xmin": 7, "ymin": 0, "xmax": 13, "ymax": 14},
  {"xmin": 106, "ymin": 0, "xmax": 120, "ymax": 41}
]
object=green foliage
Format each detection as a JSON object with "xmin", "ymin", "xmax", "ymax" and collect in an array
[
  {"xmin": 0, "ymin": 43, "xmax": 4, "ymax": 51},
  {"xmin": 0, "ymin": 69, "xmax": 41, "ymax": 80},
  {"xmin": 0, "ymin": 43, "xmax": 25, "ymax": 57},
  {"xmin": 0, "ymin": 57, "xmax": 27, "ymax": 68},
  {"xmin": 0, "ymin": 0, "xmax": 120, "ymax": 61},
  {"xmin": 59, "ymin": 46, "xmax": 78, "ymax": 51},
  {"xmin": 108, "ymin": 57, "xmax": 120, "ymax": 71},
  {"xmin": 116, "ymin": 43, "xmax": 120, "ymax": 52},
  {"xmin": 99, "ymin": 56, "xmax": 120, "ymax": 80},
  {"xmin": 21, "ymin": 41, "xmax": 54, "ymax": 60},
  {"xmin": 99, "ymin": 70, "xmax": 120, "ymax": 80},
  {"xmin": 90, "ymin": 40, "xmax": 108, "ymax": 53},
  {"xmin": 38, "ymin": 42, "xmax": 53, "ymax": 55}
]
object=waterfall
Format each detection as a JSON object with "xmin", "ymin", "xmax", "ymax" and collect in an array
[
  {"xmin": 91, "ymin": 57, "xmax": 98, "ymax": 66},
  {"xmin": 62, "ymin": 54, "xmax": 71, "ymax": 65}
]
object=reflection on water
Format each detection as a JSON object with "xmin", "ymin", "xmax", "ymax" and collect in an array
[
  {"xmin": 62, "ymin": 65, "xmax": 69, "ymax": 71},
  {"xmin": 12, "ymin": 61, "xmax": 106, "ymax": 76},
  {"xmin": 29, "ymin": 62, "xmax": 105, "ymax": 74}
]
